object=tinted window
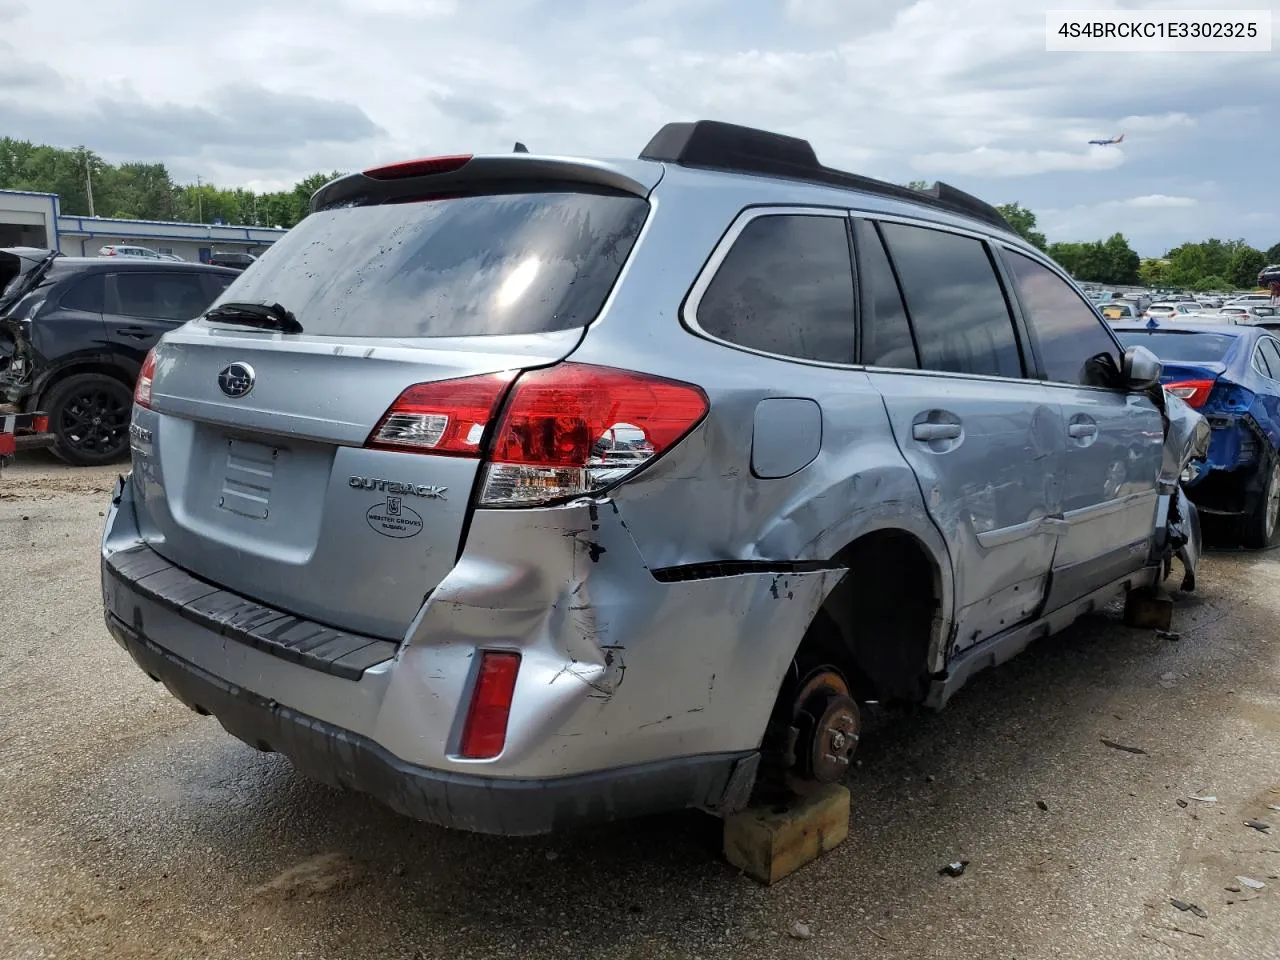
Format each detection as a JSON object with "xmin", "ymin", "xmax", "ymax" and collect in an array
[
  {"xmin": 203, "ymin": 273, "xmax": 235, "ymax": 300},
  {"xmin": 879, "ymin": 222, "xmax": 1022, "ymax": 378},
  {"xmin": 59, "ymin": 274, "xmax": 105, "ymax": 313},
  {"xmin": 207, "ymin": 191, "xmax": 649, "ymax": 338},
  {"xmin": 697, "ymin": 214, "xmax": 855, "ymax": 363},
  {"xmin": 114, "ymin": 273, "xmax": 213, "ymax": 321},
  {"xmin": 1112, "ymin": 330, "xmax": 1237, "ymax": 362},
  {"xmin": 1259, "ymin": 339, "xmax": 1280, "ymax": 379},
  {"xmin": 854, "ymin": 219, "xmax": 917, "ymax": 368},
  {"xmin": 1006, "ymin": 251, "xmax": 1120, "ymax": 387}
]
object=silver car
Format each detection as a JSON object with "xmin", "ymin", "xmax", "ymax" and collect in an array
[{"xmin": 100, "ymin": 121, "xmax": 1204, "ymax": 835}]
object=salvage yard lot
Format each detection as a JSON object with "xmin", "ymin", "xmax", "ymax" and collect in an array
[{"xmin": 3, "ymin": 453, "xmax": 1280, "ymax": 960}]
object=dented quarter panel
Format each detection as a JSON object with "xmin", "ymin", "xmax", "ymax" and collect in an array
[{"xmin": 376, "ymin": 501, "xmax": 841, "ymax": 778}]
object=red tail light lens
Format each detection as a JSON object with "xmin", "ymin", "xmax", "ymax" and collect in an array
[
  {"xmin": 33, "ymin": 415, "xmax": 48, "ymax": 433},
  {"xmin": 479, "ymin": 363, "xmax": 709, "ymax": 507},
  {"xmin": 1164, "ymin": 378, "xmax": 1215, "ymax": 409},
  {"xmin": 363, "ymin": 154, "xmax": 473, "ymax": 180},
  {"xmin": 134, "ymin": 349, "xmax": 157, "ymax": 409},
  {"xmin": 459, "ymin": 651, "xmax": 521, "ymax": 760},
  {"xmin": 366, "ymin": 372, "xmax": 516, "ymax": 455}
]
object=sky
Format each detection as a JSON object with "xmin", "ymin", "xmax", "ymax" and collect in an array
[{"xmin": 1, "ymin": 0, "xmax": 1277, "ymax": 257}]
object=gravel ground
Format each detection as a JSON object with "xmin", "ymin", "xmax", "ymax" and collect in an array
[{"xmin": 2, "ymin": 451, "xmax": 1280, "ymax": 960}]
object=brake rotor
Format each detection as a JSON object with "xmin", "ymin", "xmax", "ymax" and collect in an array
[{"xmin": 789, "ymin": 669, "xmax": 861, "ymax": 783}]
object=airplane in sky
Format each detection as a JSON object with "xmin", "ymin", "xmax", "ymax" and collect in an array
[{"xmin": 1088, "ymin": 133, "xmax": 1125, "ymax": 146}]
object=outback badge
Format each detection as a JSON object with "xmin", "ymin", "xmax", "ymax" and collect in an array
[{"xmin": 348, "ymin": 476, "xmax": 447, "ymax": 500}]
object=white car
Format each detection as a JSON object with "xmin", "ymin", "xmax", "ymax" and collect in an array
[
  {"xmin": 1144, "ymin": 301, "xmax": 1203, "ymax": 320},
  {"xmin": 98, "ymin": 244, "xmax": 165, "ymax": 260}
]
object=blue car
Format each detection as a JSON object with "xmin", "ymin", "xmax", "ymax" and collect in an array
[{"xmin": 1112, "ymin": 321, "xmax": 1280, "ymax": 547}]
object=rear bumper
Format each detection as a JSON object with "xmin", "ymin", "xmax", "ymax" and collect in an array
[
  {"xmin": 100, "ymin": 472, "xmax": 804, "ymax": 834},
  {"xmin": 103, "ymin": 611, "xmax": 755, "ymax": 835}
]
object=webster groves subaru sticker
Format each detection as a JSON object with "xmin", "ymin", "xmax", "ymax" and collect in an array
[{"xmin": 366, "ymin": 496, "xmax": 423, "ymax": 539}]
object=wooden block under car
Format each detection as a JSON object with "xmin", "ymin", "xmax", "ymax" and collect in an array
[
  {"xmin": 722, "ymin": 783, "xmax": 850, "ymax": 885},
  {"xmin": 1123, "ymin": 588, "xmax": 1174, "ymax": 631}
]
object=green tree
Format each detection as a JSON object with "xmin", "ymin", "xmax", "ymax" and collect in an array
[
  {"xmin": 1266, "ymin": 242, "xmax": 1280, "ymax": 264},
  {"xmin": 1100, "ymin": 232, "xmax": 1140, "ymax": 284},
  {"xmin": 903, "ymin": 179, "xmax": 929, "ymax": 191},
  {"xmin": 1228, "ymin": 245, "xmax": 1268, "ymax": 289},
  {"xmin": 100, "ymin": 162, "xmax": 176, "ymax": 220},
  {"xmin": 1192, "ymin": 275, "xmax": 1230, "ymax": 292},
  {"xmin": 1165, "ymin": 239, "xmax": 1232, "ymax": 288},
  {"xmin": 995, "ymin": 202, "xmax": 1047, "ymax": 251},
  {"xmin": 1139, "ymin": 259, "xmax": 1168, "ymax": 287}
]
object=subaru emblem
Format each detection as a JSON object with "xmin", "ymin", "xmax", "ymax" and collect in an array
[{"xmin": 217, "ymin": 362, "xmax": 255, "ymax": 399}]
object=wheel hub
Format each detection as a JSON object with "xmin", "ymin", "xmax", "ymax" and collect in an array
[{"xmin": 789, "ymin": 669, "xmax": 861, "ymax": 784}]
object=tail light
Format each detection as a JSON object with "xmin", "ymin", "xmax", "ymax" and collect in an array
[
  {"xmin": 33, "ymin": 415, "xmax": 48, "ymax": 433},
  {"xmin": 134, "ymin": 349, "xmax": 157, "ymax": 409},
  {"xmin": 366, "ymin": 372, "xmax": 515, "ymax": 455},
  {"xmin": 479, "ymin": 363, "xmax": 709, "ymax": 507},
  {"xmin": 366, "ymin": 363, "xmax": 710, "ymax": 508},
  {"xmin": 459, "ymin": 651, "xmax": 521, "ymax": 760},
  {"xmin": 1164, "ymin": 378, "xmax": 1215, "ymax": 408}
]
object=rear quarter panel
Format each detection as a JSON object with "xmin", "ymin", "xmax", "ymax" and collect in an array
[{"xmin": 565, "ymin": 174, "xmax": 955, "ymax": 655}]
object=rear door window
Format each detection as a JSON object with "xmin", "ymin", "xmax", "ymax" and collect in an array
[
  {"xmin": 112, "ymin": 272, "xmax": 213, "ymax": 321},
  {"xmin": 695, "ymin": 213, "xmax": 855, "ymax": 364},
  {"xmin": 853, "ymin": 219, "xmax": 917, "ymax": 368},
  {"xmin": 879, "ymin": 222, "xmax": 1023, "ymax": 378},
  {"xmin": 1004, "ymin": 250, "xmax": 1121, "ymax": 387},
  {"xmin": 207, "ymin": 191, "xmax": 650, "ymax": 338}
]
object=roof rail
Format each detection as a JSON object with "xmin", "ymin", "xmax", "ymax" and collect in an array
[{"xmin": 639, "ymin": 120, "xmax": 1012, "ymax": 232}]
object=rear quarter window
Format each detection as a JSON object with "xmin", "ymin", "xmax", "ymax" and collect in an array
[
  {"xmin": 694, "ymin": 213, "xmax": 856, "ymax": 364},
  {"xmin": 204, "ymin": 191, "xmax": 649, "ymax": 338}
]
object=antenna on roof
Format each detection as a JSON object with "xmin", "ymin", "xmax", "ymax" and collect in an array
[{"xmin": 513, "ymin": 142, "xmax": 529, "ymax": 153}]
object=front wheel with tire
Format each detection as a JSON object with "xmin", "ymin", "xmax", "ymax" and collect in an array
[
  {"xmin": 43, "ymin": 373, "xmax": 134, "ymax": 466},
  {"xmin": 1240, "ymin": 457, "xmax": 1280, "ymax": 549}
]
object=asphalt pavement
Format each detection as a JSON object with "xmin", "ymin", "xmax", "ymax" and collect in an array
[{"xmin": 2, "ymin": 452, "xmax": 1279, "ymax": 960}]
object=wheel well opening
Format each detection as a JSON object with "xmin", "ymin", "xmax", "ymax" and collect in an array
[
  {"xmin": 810, "ymin": 530, "xmax": 942, "ymax": 704},
  {"xmin": 37, "ymin": 363, "xmax": 137, "ymax": 410}
]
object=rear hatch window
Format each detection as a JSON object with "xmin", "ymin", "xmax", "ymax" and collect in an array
[
  {"xmin": 201, "ymin": 191, "xmax": 649, "ymax": 338},
  {"xmin": 1113, "ymin": 330, "xmax": 1236, "ymax": 362}
]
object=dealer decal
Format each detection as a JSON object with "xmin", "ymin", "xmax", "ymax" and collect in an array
[{"xmin": 366, "ymin": 496, "xmax": 424, "ymax": 539}]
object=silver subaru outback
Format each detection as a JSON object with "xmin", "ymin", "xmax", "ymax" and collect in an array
[{"xmin": 101, "ymin": 121, "xmax": 1206, "ymax": 835}]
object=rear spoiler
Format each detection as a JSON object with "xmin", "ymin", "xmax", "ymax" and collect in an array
[{"xmin": 310, "ymin": 156, "xmax": 661, "ymax": 213}]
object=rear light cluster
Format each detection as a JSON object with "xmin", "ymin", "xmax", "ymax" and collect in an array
[
  {"xmin": 134, "ymin": 349, "xmax": 157, "ymax": 409},
  {"xmin": 366, "ymin": 363, "xmax": 709, "ymax": 508},
  {"xmin": 1164, "ymin": 379, "xmax": 1215, "ymax": 409}
]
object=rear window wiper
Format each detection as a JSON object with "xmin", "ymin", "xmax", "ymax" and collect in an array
[{"xmin": 205, "ymin": 301, "xmax": 303, "ymax": 334}]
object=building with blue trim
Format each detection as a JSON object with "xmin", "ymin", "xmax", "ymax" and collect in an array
[{"xmin": 1, "ymin": 188, "xmax": 288, "ymax": 262}]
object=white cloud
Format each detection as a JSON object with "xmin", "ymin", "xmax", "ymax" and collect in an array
[
  {"xmin": 911, "ymin": 145, "xmax": 1126, "ymax": 177},
  {"xmin": 0, "ymin": 0, "xmax": 1275, "ymax": 253},
  {"xmin": 1125, "ymin": 194, "xmax": 1196, "ymax": 209}
]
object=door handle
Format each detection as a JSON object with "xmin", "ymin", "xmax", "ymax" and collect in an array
[
  {"xmin": 115, "ymin": 326, "xmax": 150, "ymax": 340},
  {"xmin": 913, "ymin": 422, "xmax": 962, "ymax": 441},
  {"xmin": 1068, "ymin": 422, "xmax": 1098, "ymax": 440}
]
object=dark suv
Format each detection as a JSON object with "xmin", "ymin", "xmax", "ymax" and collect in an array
[{"xmin": 0, "ymin": 250, "xmax": 238, "ymax": 465}]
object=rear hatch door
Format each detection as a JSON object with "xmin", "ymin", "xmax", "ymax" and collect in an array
[
  {"xmin": 1, "ymin": 248, "xmax": 59, "ymax": 372},
  {"xmin": 133, "ymin": 163, "xmax": 655, "ymax": 639}
]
